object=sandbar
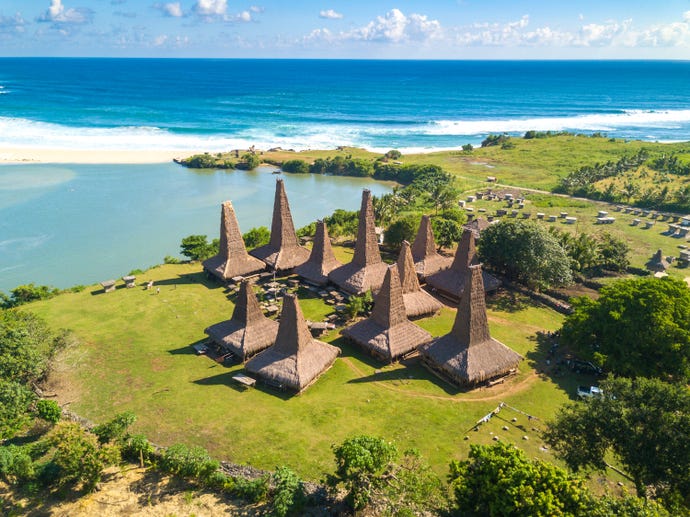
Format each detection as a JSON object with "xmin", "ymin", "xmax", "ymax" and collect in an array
[{"xmin": 0, "ymin": 147, "xmax": 201, "ymax": 165}]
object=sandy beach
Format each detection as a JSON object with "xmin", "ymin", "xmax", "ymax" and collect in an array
[{"xmin": 0, "ymin": 147, "xmax": 200, "ymax": 164}]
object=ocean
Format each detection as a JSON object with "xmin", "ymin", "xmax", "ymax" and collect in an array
[
  {"xmin": 1, "ymin": 59, "xmax": 690, "ymax": 292},
  {"xmin": 1, "ymin": 59, "xmax": 690, "ymax": 152}
]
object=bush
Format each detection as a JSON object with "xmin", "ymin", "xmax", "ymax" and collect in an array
[
  {"xmin": 384, "ymin": 149, "xmax": 402, "ymax": 160},
  {"xmin": 93, "ymin": 411, "xmax": 136, "ymax": 445},
  {"xmin": 163, "ymin": 255, "xmax": 182, "ymax": 264},
  {"xmin": 269, "ymin": 466, "xmax": 306, "ymax": 517},
  {"xmin": 240, "ymin": 153, "xmax": 261, "ymax": 170},
  {"xmin": 481, "ymin": 133, "xmax": 510, "ymax": 147},
  {"xmin": 180, "ymin": 235, "xmax": 218, "ymax": 261},
  {"xmin": 122, "ymin": 434, "xmax": 154, "ymax": 463},
  {"xmin": 384, "ymin": 215, "xmax": 418, "ymax": 249},
  {"xmin": 3, "ymin": 284, "xmax": 59, "ymax": 307},
  {"xmin": 462, "ymin": 143, "xmax": 473, "ymax": 153},
  {"xmin": 159, "ymin": 444, "xmax": 220, "ymax": 481},
  {"xmin": 243, "ymin": 226, "xmax": 271, "ymax": 249},
  {"xmin": 36, "ymin": 399, "xmax": 61, "ymax": 424},
  {"xmin": 281, "ymin": 159, "xmax": 309, "ymax": 174},
  {"xmin": 233, "ymin": 474, "xmax": 270, "ymax": 503}
]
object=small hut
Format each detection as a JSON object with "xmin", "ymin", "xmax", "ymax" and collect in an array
[
  {"xmin": 203, "ymin": 201, "xmax": 265, "ymax": 282},
  {"xmin": 342, "ymin": 266, "xmax": 432, "ymax": 363},
  {"xmin": 419, "ymin": 264, "xmax": 522, "ymax": 387},
  {"xmin": 646, "ymin": 249, "xmax": 670, "ymax": 273},
  {"xmin": 411, "ymin": 215, "xmax": 452, "ymax": 280},
  {"xmin": 425, "ymin": 229, "xmax": 499, "ymax": 302},
  {"xmin": 397, "ymin": 241, "xmax": 443, "ymax": 318},
  {"xmin": 250, "ymin": 179, "xmax": 310, "ymax": 271},
  {"xmin": 329, "ymin": 189, "xmax": 388, "ymax": 294},
  {"xmin": 295, "ymin": 220, "xmax": 342, "ymax": 286},
  {"xmin": 245, "ymin": 293, "xmax": 340, "ymax": 393},
  {"xmin": 204, "ymin": 280, "xmax": 279, "ymax": 362}
]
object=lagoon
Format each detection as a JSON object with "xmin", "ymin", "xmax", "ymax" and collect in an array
[{"xmin": 0, "ymin": 163, "xmax": 392, "ymax": 292}]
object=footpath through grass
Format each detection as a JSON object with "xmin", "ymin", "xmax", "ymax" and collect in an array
[{"xmin": 30, "ymin": 262, "xmax": 577, "ymax": 481}]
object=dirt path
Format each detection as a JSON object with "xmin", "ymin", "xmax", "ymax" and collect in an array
[{"xmin": 340, "ymin": 357, "xmax": 539, "ymax": 403}]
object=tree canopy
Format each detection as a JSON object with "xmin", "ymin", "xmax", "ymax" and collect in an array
[
  {"xmin": 561, "ymin": 276, "xmax": 690, "ymax": 382},
  {"xmin": 544, "ymin": 376, "xmax": 690, "ymax": 512},
  {"xmin": 478, "ymin": 219, "xmax": 573, "ymax": 289}
]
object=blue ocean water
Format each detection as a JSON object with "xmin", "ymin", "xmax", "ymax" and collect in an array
[{"xmin": 1, "ymin": 59, "xmax": 690, "ymax": 152}]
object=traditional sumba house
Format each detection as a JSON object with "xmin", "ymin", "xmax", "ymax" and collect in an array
[
  {"xmin": 425, "ymin": 228, "xmax": 499, "ymax": 302},
  {"xmin": 342, "ymin": 266, "xmax": 432, "ymax": 363},
  {"xmin": 411, "ymin": 215, "xmax": 452, "ymax": 280},
  {"xmin": 329, "ymin": 189, "xmax": 388, "ymax": 294},
  {"xmin": 245, "ymin": 293, "xmax": 340, "ymax": 393},
  {"xmin": 463, "ymin": 216, "xmax": 493, "ymax": 240},
  {"xmin": 204, "ymin": 280, "xmax": 279, "ymax": 362},
  {"xmin": 203, "ymin": 201, "xmax": 265, "ymax": 282},
  {"xmin": 249, "ymin": 179, "xmax": 310, "ymax": 271},
  {"xmin": 419, "ymin": 264, "xmax": 522, "ymax": 387},
  {"xmin": 397, "ymin": 241, "xmax": 443, "ymax": 318},
  {"xmin": 295, "ymin": 219, "xmax": 342, "ymax": 286},
  {"xmin": 646, "ymin": 249, "xmax": 670, "ymax": 273}
]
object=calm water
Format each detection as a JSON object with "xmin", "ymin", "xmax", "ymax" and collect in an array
[
  {"xmin": 1, "ymin": 59, "xmax": 690, "ymax": 152},
  {"xmin": 0, "ymin": 164, "xmax": 391, "ymax": 292}
]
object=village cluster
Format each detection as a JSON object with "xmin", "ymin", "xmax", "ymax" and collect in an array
[{"xmin": 198, "ymin": 179, "xmax": 522, "ymax": 394}]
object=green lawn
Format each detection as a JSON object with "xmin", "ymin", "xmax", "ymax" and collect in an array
[{"xmin": 30, "ymin": 262, "xmax": 579, "ymax": 481}]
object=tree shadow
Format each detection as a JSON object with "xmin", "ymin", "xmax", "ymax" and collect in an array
[
  {"xmin": 152, "ymin": 272, "xmax": 219, "ymax": 289},
  {"xmin": 486, "ymin": 289, "xmax": 535, "ymax": 313}
]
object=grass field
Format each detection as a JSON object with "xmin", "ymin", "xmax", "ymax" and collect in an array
[{"xmin": 29, "ymin": 262, "xmax": 595, "ymax": 482}]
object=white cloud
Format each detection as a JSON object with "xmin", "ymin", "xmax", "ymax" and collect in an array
[
  {"xmin": 37, "ymin": 0, "xmax": 93, "ymax": 24},
  {"xmin": 236, "ymin": 10, "xmax": 252, "ymax": 22},
  {"xmin": 249, "ymin": 6, "xmax": 263, "ymax": 14},
  {"xmin": 158, "ymin": 2, "xmax": 183, "ymax": 18},
  {"xmin": 0, "ymin": 13, "xmax": 27, "ymax": 34},
  {"xmin": 193, "ymin": 0, "xmax": 227, "ymax": 16},
  {"xmin": 320, "ymin": 9, "xmax": 343, "ymax": 20},
  {"xmin": 341, "ymin": 9, "xmax": 442, "ymax": 43},
  {"xmin": 153, "ymin": 34, "xmax": 168, "ymax": 46}
]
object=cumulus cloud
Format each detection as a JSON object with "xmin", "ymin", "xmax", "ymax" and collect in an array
[
  {"xmin": 320, "ymin": 9, "xmax": 343, "ymax": 20},
  {"xmin": 37, "ymin": 0, "xmax": 93, "ymax": 24},
  {"xmin": 193, "ymin": 0, "xmax": 227, "ymax": 17},
  {"xmin": 154, "ymin": 2, "xmax": 183, "ymax": 17},
  {"xmin": 0, "ymin": 13, "xmax": 27, "ymax": 34}
]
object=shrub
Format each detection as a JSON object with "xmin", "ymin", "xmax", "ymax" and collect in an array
[
  {"xmin": 180, "ymin": 235, "xmax": 218, "ymax": 261},
  {"xmin": 163, "ymin": 255, "xmax": 182, "ymax": 264},
  {"xmin": 93, "ymin": 411, "xmax": 136, "ymax": 445},
  {"xmin": 122, "ymin": 434, "xmax": 154, "ymax": 463},
  {"xmin": 243, "ymin": 226, "xmax": 271, "ymax": 249},
  {"xmin": 281, "ymin": 159, "xmax": 309, "ymax": 174},
  {"xmin": 159, "ymin": 444, "xmax": 219, "ymax": 481},
  {"xmin": 233, "ymin": 475, "xmax": 270, "ymax": 503},
  {"xmin": 384, "ymin": 215, "xmax": 418, "ymax": 249},
  {"xmin": 36, "ymin": 399, "xmax": 61, "ymax": 424},
  {"xmin": 269, "ymin": 466, "xmax": 306, "ymax": 517}
]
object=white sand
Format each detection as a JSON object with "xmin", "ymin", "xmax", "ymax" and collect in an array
[{"xmin": 0, "ymin": 147, "xmax": 201, "ymax": 164}]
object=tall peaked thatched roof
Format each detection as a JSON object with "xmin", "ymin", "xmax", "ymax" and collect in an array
[
  {"xmin": 329, "ymin": 189, "xmax": 388, "ymax": 294},
  {"xmin": 463, "ymin": 217, "xmax": 493, "ymax": 240},
  {"xmin": 646, "ymin": 249, "xmax": 670, "ymax": 272},
  {"xmin": 204, "ymin": 280, "xmax": 279, "ymax": 362},
  {"xmin": 203, "ymin": 201, "xmax": 266, "ymax": 281},
  {"xmin": 342, "ymin": 266, "xmax": 432, "ymax": 362},
  {"xmin": 250, "ymin": 179, "xmax": 310, "ymax": 271},
  {"xmin": 426, "ymin": 229, "xmax": 500, "ymax": 301},
  {"xmin": 245, "ymin": 293, "xmax": 340, "ymax": 393},
  {"xmin": 411, "ymin": 215, "xmax": 452, "ymax": 279},
  {"xmin": 295, "ymin": 220, "xmax": 342, "ymax": 286},
  {"xmin": 419, "ymin": 265, "xmax": 522, "ymax": 387},
  {"xmin": 397, "ymin": 241, "xmax": 443, "ymax": 318}
]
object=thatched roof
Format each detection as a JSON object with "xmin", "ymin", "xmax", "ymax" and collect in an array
[
  {"xmin": 342, "ymin": 266, "xmax": 432, "ymax": 363},
  {"xmin": 463, "ymin": 216, "xmax": 493, "ymax": 240},
  {"xmin": 329, "ymin": 189, "xmax": 388, "ymax": 294},
  {"xmin": 425, "ymin": 229, "xmax": 500, "ymax": 301},
  {"xmin": 204, "ymin": 280, "xmax": 279, "ymax": 362},
  {"xmin": 203, "ymin": 201, "xmax": 266, "ymax": 281},
  {"xmin": 646, "ymin": 249, "xmax": 670, "ymax": 272},
  {"xmin": 295, "ymin": 220, "xmax": 342, "ymax": 286},
  {"xmin": 250, "ymin": 179, "xmax": 310, "ymax": 271},
  {"xmin": 411, "ymin": 215, "xmax": 452, "ymax": 279},
  {"xmin": 419, "ymin": 265, "xmax": 522, "ymax": 387},
  {"xmin": 397, "ymin": 241, "xmax": 443, "ymax": 318},
  {"xmin": 245, "ymin": 293, "xmax": 340, "ymax": 393}
]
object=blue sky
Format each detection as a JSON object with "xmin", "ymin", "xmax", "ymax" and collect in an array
[{"xmin": 1, "ymin": 0, "xmax": 689, "ymax": 58}]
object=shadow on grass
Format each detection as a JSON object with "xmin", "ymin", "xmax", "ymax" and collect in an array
[
  {"xmin": 167, "ymin": 339, "xmax": 204, "ymax": 355},
  {"xmin": 486, "ymin": 289, "xmax": 537, "ymax": 313},
  {"xmin": 153, "ymin": 271, "xmax": 219, "ymax": 289}
]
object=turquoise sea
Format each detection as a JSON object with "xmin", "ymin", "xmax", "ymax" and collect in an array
[{"xmin": 1, "ymin": 59, "xmax": 690, "ymax": 291}]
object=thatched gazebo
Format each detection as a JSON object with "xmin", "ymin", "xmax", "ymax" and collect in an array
[
  {"xmin": 204, "ymin": 280, "xmax": 279, "ymax": 362},
  {"xmin": 397, "ymin": 241, "xmax": 442, "ymax": 318},
  {"xmin": 203, "ymin": 201, "xmax": 266, "ymax": 282},
  {"xmin": 250, "ymin": 179, "xmax": 310, "ymax": 271},
  {"xmin": 419, "ymin": 264, "xmax": 522, "ymax": 387},
  {"xmin": 411, "ymin": 215, "xmax": 452, "ymax": 280},
  {"xmin": 342, "ymin": 266, "xmax": 432, "ymax": 363},
  {"xmin": 425, "ymin": 229, "xmax": 499, "ymax": 302},
  {"xmin": 646, "ymin": 249, "xmax": 670, "ymax": 273},
  {"xmin": 245, "ymin": 293, "xmax": 340, "ymax": 393},
  {"xmin": 329, "ymin": 189, "xmax": 388, "ymax": 294},
  {"xmin": 295, "ymin": 220, "xmax": 342, "ymax": 286}
]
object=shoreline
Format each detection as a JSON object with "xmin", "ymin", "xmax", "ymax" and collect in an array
[{"xmin": 0, "ymin": 147, "xmax": 201, "ymax": 165}]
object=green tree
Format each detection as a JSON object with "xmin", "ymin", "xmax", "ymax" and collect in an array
[
  {"xmin": 448, "ymin": 441, "xmax": 596, "ymax": 516},
  {"xmin": 93, "ymin": 411, "xmax": 136, "ymax": 444},
  {"xmin": 269, "ymin": 466, "xmax": 306, "ymax": 517},
  {"xmin": 432, "ymin": 218, "xmax": 463, "ymax": 250},
  {"xmin": 281, "ymin": 159, "xmax": 309, "ymax": 174},
  {"xmin": 479, "ymin": 219, "xmax": 573, "ymax": 289},
  {"xmin": 0, "ymin": 309, "xmax": 55, "ymax": 385},
  {"xmin": 242, "ymin": 226, "xmax": 271, "ymax": 249},
  {"xmin": 596, "ymin": 231, "xmax": 630, "ymax": 272},
  {"xmin": 462, "ymin": 143, "xmax": 474, "ymax": 153},
  {"xmin": 0, "ymin": 380, "xmax": 36, "ymax": 439},
  {"xmin": 561, "ymin": 276, "xmax": 690, "ymax": 382},
  {"xmin": 383, "ymin": 214, "xmax": 418, "ymax": 249},
  {"xmin": 180, "ymin": 235, "xmax": 218, "ymax": 261},
  {"xmin": 327, "ymin": 435, "xmax": 398, "ymax": 511},
  {"xmin": 384, "ymin": 149, "xmax": 402, "ymax": 160},
  {"xmin": 36, "ymin": 399, "xmax": 62, "ymax": 424},
  {"xmin": 544, "ymin": 377, "xmax": 690, "ymax": 511},
  {"xmin": 241, "ymin": 152, "xmax": 261, "ymax": 170},
  {"xmin": 47, "ymin": 422, "xmax": 120, "ymax": 492}
]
